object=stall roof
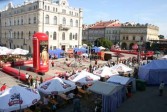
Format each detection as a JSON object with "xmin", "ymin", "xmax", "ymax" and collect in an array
[{"xmin": 88, "ymin": 81, "xmax": 123, "ymax": 96}]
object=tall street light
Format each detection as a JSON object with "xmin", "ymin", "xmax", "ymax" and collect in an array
[{"xmin": 137, "ymin": 41, "xmax": 143, "ymax": 65}]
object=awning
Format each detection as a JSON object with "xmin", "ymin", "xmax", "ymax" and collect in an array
[{"xmin": 88, "ymin": 81, "xmax": 123, "ymax": 96}]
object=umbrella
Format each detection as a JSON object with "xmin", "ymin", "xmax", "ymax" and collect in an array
[
  {"xmin": 0, "ymin": 86, "xmax": 40, "ymax": 112},
  {"xmin": 38, "ymin": 77, "xmax": 76, "ymax": 95}
]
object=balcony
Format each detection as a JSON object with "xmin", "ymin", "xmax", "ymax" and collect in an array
[{"xmin": 59, "ymin": 24, "xmax": 70, "ymax": 31}]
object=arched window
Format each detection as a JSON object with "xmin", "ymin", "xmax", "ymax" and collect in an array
[
  {"xmin": 34, "ymin": 17, "xmax": 36, "ymax": 24},
  {"xmin": 75, "ymin": 33, "xmax": 77, "ymax": 40},
  {"xmin": 14, "ymin": 45, "xmax": 16, "ymax": 49},
  {"xmin": 46, "ymin": 31, "xmax": 49, "ymax": 36},
  {"xmin": 53, "ymin": 16, "xmax": 57, "ymax": 25},
  {"xmin": 45, "ymin": 15, "xmax": 49, "ymax": 24},
  {"xmin": 62, "ymin": 17, "xmax": 66, "ymax": 25},
  {"xmin": 75, "ymin": 20, "xmax": 78, "ymax": 27},
  {"xmin": 21, "ymin": 31, "xmax": 23, "ymax": 39},
  {"xmin": 70, "ymin": 19, "xmax": 73, "ymax": 27},
  {"xmin": 69, "ymin": 33, "xmax": 72, "ymax": 40},
  {"xmin": 48, "ymin": 6, "xmax": 50, "ymax": 10},
  {"xmin": 53, "ymin": 32, "xmax": 56, "ymax": 40},
  {"xmin": 17, "ymin": 31, "xmax": 19, "ymax": 39},
  {"xmin": 62, "ymin": 32, "xmax": 65, "ymax": 40},
  {"xmin": 21, "ymin": 46, "xmax": 23, "ymax": 49}
]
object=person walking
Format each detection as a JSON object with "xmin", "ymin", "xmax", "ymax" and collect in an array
[
  {"xmin": 0, "ymin": 83, "xmax": 7, "ymax": 91},
  {"xmin": 25, "ymin": 73, "xmax": 29, "ymax": 85},
  {"xmin": 40, "ymin": 76, "xmax": 43, "ymax": 85},
  {"xmin": 159, "ymin": 81, "xmax": 165, "ymax": 96},
  {"xmin": 73, "ymin": 96, "xmax": 81, "ymax": 112},
  {"xmin": 51, "ymin": 60, "xmax": 54, "ymax": 67}
]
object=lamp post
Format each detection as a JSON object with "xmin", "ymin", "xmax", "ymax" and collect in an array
[{"xmin": 137, "ymin": 41, "xmax": 143, "ymax": 65}]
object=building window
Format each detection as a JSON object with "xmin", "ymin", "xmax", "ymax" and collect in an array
[
  {"xmin": 133, "ymin": 36, "xmax": 135, "ymax": 40},
  {"xmin": 53, "ymin": 7, "xmax": 55, "ymax": 12},
  {"xmin": 123, "ymin": 36, "xmax": 125, "ymax": 40},
  {"xmin": 48, "ymin": 6, "xmax": 50, "ymax": 11},
  {"xmin": 53, "ymin": 46, "xmax": 57, "ymax": 49},
  {"xmin": 53, "ymin": 16, "xmax": 57, "ymax": 25},
  {"xmin": 70, "ymin": 19, "xmax": 73, "ymax": 27},
  {"xmin": 21, "ymin": 31, "xmax": 23, "ymax": 39},
  {"xmin": 21, "ymin": 18, "xmax": 23, "ymax": 25},
  {"xmin": 62, "ymin": 17, "xmax": 66, "ymax": 25},
  {"xmin": 62, "ymin": 32, "xmax": 65, "ymax": 40},
  {"xmin": 75, "ymin": 33, "xmax": 77, "ymax": 40},
  {"xmin": 14, "ymin": 32, "xmax": 16, "ymax": 38},
  {"xmin": 50, "ymin": 46, "xmax": 52, "ymax": 50},
  {"xmin": 69, "ymin": 33, "xmax": 72, "ymax": 40},
  {"xmin": 45, "ymin": 15, "xmax": 49, "ymax": 24},
  {"xmin": 53, "ymin": 32, "xmax": 56, "ymax": 40},
  {"xmin": 73, "ymin": 35, "xmax": 75, "ymax": 39},
  {"xmin": 45, "ymin": 5, "xmax": 47, "ymax": 10},
  {"xmin": 17, "ymin": 19, "xmax": 19, "ymax": 25},
  {"xmin": 62, "ymin": 9, "xmax": 66, "ymax": 14},
  {"xmin": 46, "ymin": 31, "xmax": 49, "ymax": 37},
  {"xmin": 29, "ymin": 31, "xmax": 31, "ymax": 39},
  {"xmin": 29, "ymin": 18, "xmax": 31, "ymax": 24},
  {"xmin": 14, "ymin": 20, "xmax": 16, "ymax": 25},
  {"xmin": 126, "ymin": 36, "xmax": 128, "ymax": 40},
  {"xmin": 69, "ymin": 45, "xmax": 72, "ymax": 48},
  {"xmin": 75, "ymin": 20, "xmax": 78, "ymax": 27},
  {"xmin": 141, "ymin": 36, "xmax": 143, "ymax": 41},
  {"xmin": 17, "ymin": 31, "xmax": 19, "ymax": 39},
  {"xmin": 34, "ymin": 17, "xmax": 36, "ymax": 24}
]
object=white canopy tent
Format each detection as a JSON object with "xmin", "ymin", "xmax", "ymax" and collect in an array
[
  {"xmin": 0, "ymin": 46, "xmax": 13, "ymax": 55},
  {"xmin": 38, "ymin": 77, "xmax": 76, "ymax": 95},
  {"xmin": 68, "ymin": 70, "xmax": 100, "ymax": 85},
  {"xmin": 88, "ymin": 81, "xmax": 123, "ymax": 96},
  {"xmin": 107, "ymin": 75, "xmax": 136, "ymax": 92},
  {"xmin": 93, "ymin": 66, "xmax": 119, "ymax": 77},
  {"xmin": 111, "ymin": 63, "xmax": 133, "ymax": 73},
  {"xmin": 160, "ymin": 55, "xmax": 167, "ymax": 60},
  {"xmin": 0, "ymin": 86, "xmax": 40, "ymax": 112},
  {"xmin": 12, "ymin": 48, "xmax": 29, "ymax": 55},
  {"xmin": 98, "ymin": 46, "xmax": 105, "ymax": 50}
]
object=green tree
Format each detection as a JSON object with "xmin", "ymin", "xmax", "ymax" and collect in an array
[
  {"xmin": 94, "ymin": 38, "xmax": 113, "ymax": 49},
  {"xmin": 82, "ymin": 40, "xmax": 92, "ymax": 47},
  {"xmin": 158, "ymin": 35, "xmax": 165, "ymax": 39}
]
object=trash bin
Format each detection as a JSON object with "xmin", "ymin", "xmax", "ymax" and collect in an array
[{"xmin": 136, "ymin": 79, "xmax": 146, "ymax": 91}]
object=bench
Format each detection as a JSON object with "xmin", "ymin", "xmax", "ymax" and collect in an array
[
  {"xmin": 58, "ymin": 94, "xmax": 70, "ymax": 101},
  {"xmin": 78, "ymin": 88, "xmax": 87, "ymax": 94}
]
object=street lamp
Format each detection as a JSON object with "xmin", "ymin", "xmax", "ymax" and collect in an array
[{"xmin": 137, "ymin": 41, "xmax": 143, "ymax": 65}]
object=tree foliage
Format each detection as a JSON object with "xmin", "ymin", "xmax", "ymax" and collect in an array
[
  {"xmin": 82, "ymin": 40, "xmax": 92, "ymax": 47},
  {"xmin": 158, "ymin": 35, "xmax": 165, "ymax": 39},
  {"xmin": 94, "ymin": 38, "xmax": 113, "ymax": 48}
]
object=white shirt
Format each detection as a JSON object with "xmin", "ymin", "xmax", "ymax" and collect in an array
[{"xmin": 25, "ymin": 74, "xmax": 29, "ymax": 79}]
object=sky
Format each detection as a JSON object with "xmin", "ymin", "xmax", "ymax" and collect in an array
[{"xmin": 0, "ymin": 0, "xmax": 167, "ymax": 37}]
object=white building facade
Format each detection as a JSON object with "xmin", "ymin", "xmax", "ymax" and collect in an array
[{"xmin": 0, "ymin": 0, "xmax": 83, "ymax": 53}]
